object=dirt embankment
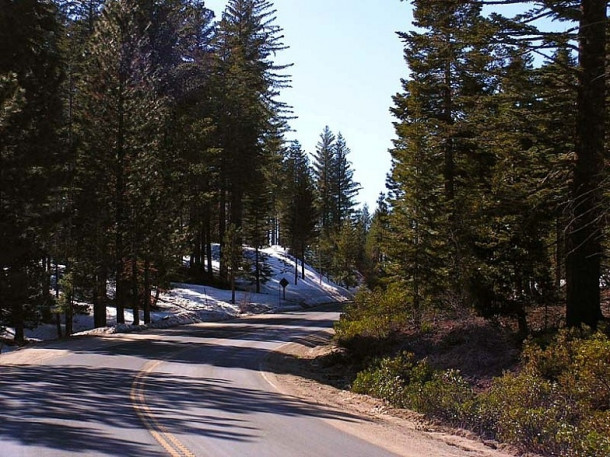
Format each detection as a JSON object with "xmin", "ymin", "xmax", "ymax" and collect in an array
[{"xmin": 262, "ymin": 331, "xmax": 527, "ymax": 457}]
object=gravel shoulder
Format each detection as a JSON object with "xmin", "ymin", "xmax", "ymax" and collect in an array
[{"xmin": 262, "ymin": 330, "xmax": 523, "ymax": 457}]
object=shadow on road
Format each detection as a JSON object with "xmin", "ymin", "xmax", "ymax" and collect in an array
[{"xmin": 0, "ymin": 304, "xmax": 361, "ymax": 455}]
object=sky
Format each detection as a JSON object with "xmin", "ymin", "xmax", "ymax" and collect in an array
[{"xmin": 205, "ymin": 0, "xmax": 413, "ymax": 210}]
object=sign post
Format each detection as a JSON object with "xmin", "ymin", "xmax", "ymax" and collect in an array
[{"xmin": 279, "ymin": 277, "xmax": 289, "ymax": 301}]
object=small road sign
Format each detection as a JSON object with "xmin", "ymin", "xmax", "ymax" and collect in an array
[{"xmin": 279, "ymin": 277, "xmax": 289, "ymax": 300}]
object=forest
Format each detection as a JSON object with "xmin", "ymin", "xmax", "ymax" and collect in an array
[
  {"xmin": 1, "ymin": 0, "xmax": 610, "ymax": 455},
  {"xmin": 1, "ymin": 0, "xmax": 363, "ymax": 341},
  {"xmin": 333, "ymin": 1, "xmax": 610, "ymax": 456}
]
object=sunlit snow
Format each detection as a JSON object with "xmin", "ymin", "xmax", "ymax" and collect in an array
[{"xmin": 1, "ymin": 246, "xmax": 352, "ymax": 352}]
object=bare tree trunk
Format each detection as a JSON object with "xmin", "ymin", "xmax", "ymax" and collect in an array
[
  {"xmin": 93, "ymin": 266, "xmax": 107, "ymax": 328},
  {"xmin": 301, "ymin": 243, "xmax": 306, "ymax": 280},
  {"xmin": 13, "ymin": 303, "xmax": 24, "ymax": 345},
  {"xmin": 65, "ymin": 295, "xmax": 73, "ymax": 336},
  {"xmin": 143, "ymin": 258, "xmax": 151, "ymax": 324},
  {"xmin": 205, "ymin": 217, "xmax": 213, "ymax": 281},
  {"xmin": 131, "ymin": 257, "xmax": 139, "ymax": 325},
  {"xmin": 255, "ymin": 246, "xmax": 261, "ymax": 293}
]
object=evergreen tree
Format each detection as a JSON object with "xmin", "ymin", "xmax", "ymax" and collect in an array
[
  {"xmin": 311, "ymin": 126, "xmax": 361, "ymax": 282},
  {"xmin": 74, "ymin": 0, "xmax": 169, "ymax": 326},
  {"xmin": 332, "ymin": 133, "xmax": 360, "ymax": 226},
  {"xmin": 213, "ymin": 0, "xmax": 291, "ymax": 285},
  {"xmin": 222, "ymin": 224, "xmax": 244, "ymax": 305},
  {"xmin": 563, "ymin": 1, "xmax": 606, "ymax": 328},
  {"xmin": 0, "ymin": 0, "xmax": 65, "ymax": 343},
  {"xmin": 214, "ymin": 0, "xmax": 291, "ymax": 228},
  {"xmin": 281, "ymin": 141, "xmax": 317, "ymax": 284},
  {"xmin": 333, "ymin": 219, "xmax": 360, "ymax": 288},
  {"xmin": 389, "ymin": 0, "xmax": 490, "ymax": 312},
  {"xmin": 312, "ymin": 126, "xmax": 336, "ymax": 235},
  {"xmin": 477, "ymin": 0, "xmax": 607, "ymax": 328},
  {"xmin": 466, "ymin": 49, "xmax": 561, "ymax": 335},
  {"xmin": 364, "ymin": 194, "xmax": 391, "ymax": 288},
  {"xmin": 353, "ymin": 204, "xmax": 371, "ymax": 283}
]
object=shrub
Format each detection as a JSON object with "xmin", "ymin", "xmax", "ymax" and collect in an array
[
  {"xmin": 352, "ymin": 351, "xmax": 421, "ymax": 404},
  {"xmin": 335, "ymin": 286, "xmax": 410, "ymax": 359},
  {"xmin": 352, "ymin": 351, "xmax": 476, "ymax": 426},
  {"xmin": 478, "ymin": 330, "xmax": 610, "ymax": 456},
  {"xmin": 350, "ymin": 328, "xmax": 610, "ymax": 456},
  {"xmin": 412, "ymin": 369, "xmax": 477, "ymax": 426}
]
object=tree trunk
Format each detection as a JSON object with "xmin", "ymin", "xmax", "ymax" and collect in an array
[
  {"xmin": 255, "ymin": 246, "xmax": 261, "ymax": 293},
  {"xmin": 115, "ymin": 55, "xmax": 126, "ymax": 325},
  {"xmin": 219, "ymin": 188, "xmax": 227, "ymax": 281},
  {"xmin": 301, "ymin": 243, "xmax": 306, "ymax": 280},
  {"xmin": 65, "ymin": 295, "xmax": 73, "ymax": 336},
  {"xmin": 143, "ymin": 258, "xmax": 151, "ymax": 324},
  {"xmin": 54, "ymin": 259, "xmax": 62, "ymax": 338},
  {"xmin": 93, "ymin": 267, "xmax": 107, "ymax": 328},
  {"xmin": 13, "ymin": 303, "xmax": 24, "ymax": 345},
  {"xmin": 131, "ymin": 256, "xmax": 139, "ymax": 325},
  {"xmin": 566, "ymin": 0, "xmax": 606, "ymax": 328},
  {"xmin": 231, "ymin": 271, "xmax": 236, "ymax": 305},
  {"xmin": 205, "ymin": 211, "xmax": 213, "ymax": 281},
  {"xmin": 56, "ymin": 313, "xmax": 62, "ymax": 339}
]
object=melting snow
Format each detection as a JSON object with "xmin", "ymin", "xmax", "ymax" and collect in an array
[{"xmin": 1, "ymin": 246, "xmax": 352, "ymax": 352}]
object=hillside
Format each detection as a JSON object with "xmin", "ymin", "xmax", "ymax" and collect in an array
[{"xmin": 1, "ymin": 246, "xmax": 353, "ymax": 350}]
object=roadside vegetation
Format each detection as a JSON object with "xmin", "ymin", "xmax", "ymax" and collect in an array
[
  {"xmin": 332, "ymin": 290, "xmax": 610, "ymax": 457},
  {"xmin": 324, "ymin": 2, "xmax": 610, "ymax": 455}
]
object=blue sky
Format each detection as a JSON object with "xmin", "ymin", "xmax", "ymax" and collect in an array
[{"xmin": 205, "ymin": 0, "xmax": 413, "ymax": 210}]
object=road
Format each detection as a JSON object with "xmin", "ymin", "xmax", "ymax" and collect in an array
[
  {"xmin": 0, "ymin": 305, "xmax": 395, "ymax": 456},
  {"xmin": 0, "ymin": 305, "xmax": 510, "ymax": 457}
]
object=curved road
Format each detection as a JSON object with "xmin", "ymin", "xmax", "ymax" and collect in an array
[
  {"xmin": 0, "ymin": 305, "xmax": 509, "ymax": 457},
  {"xmin": 0, "ymin": 305, "xmax": 403, "ymax": 456}
]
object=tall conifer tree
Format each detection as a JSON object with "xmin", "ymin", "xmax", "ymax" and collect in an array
[
  {"xmin": 389, "ymin": 0, "xmax": 495, "ymax": 311},
  {"xmin": 0, "ymin": 0, "xmax": 64, "ymax": 342}
]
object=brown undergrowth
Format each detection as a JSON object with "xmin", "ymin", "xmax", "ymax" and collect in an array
[{"xmin": 308, "ymin": 297, "xmax": 610, "ymax": 457}]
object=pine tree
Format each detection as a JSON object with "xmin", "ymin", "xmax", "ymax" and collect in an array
[
  {"xmin": 332, "ymin": 133, "xmax": 360, "ymax": 227},
  {"xmin": 281, "ymin": 141, "xmax": 317, "ymax": 283},
  {"xmin": 388, "ymin": 0, "xmax": 496, "ymax": 313},
  {"xmin": 465, "ymin": 48, "xmax": 563, "ymax": 335},
  {"xmin": 333, "ymin": 219, "xmax": 360, "ymax": 288},
  {"xmin": 0, "ymin": 0, "xmax": 65, "ymax": 343},
  {"xmin": 75, "ymin": 0, "xmax": 169, "ymax": 326},
  {"xmin": 364, "ymin": 194, "xmax": 391, "ymax": 288},
  {"xmin": 214, "ymin": 0, "xmax": 291, "ymax": 228},
  {"xmin": 312, "ymin": 126, "xmax": 336, "ymax": 235},
  {"xmin": 387, "ymin": 91, "xmax": 448, "ymax": 316},
  {"xmin": 475, "ymin": 0, "xmax": 607, "ymax": 328},
  {"xmin": 564, "ymin": 1, "xmax": 606, "ymax": 328},
  {"xmin": 222, "ymin": 224, "xmax": 243, "ymax": 305}
]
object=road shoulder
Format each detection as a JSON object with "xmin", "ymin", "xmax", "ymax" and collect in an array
[{"xmin": 261, "ymin": 331, "xmax": 521, "ymax": 457}]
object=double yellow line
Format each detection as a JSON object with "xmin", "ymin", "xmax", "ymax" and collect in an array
[{"xmin": 131, "ymin": 360, "xmax": 196, "ymax": 457}]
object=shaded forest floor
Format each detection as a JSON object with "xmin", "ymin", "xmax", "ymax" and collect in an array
[{"xmin": 313, "ymin": 298, "xmax": 610, "ymax": 393}]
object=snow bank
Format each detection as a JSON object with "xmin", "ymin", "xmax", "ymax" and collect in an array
[{"xmin": 1, "ymin": 245, "xmax": 353, "ymax": 351}]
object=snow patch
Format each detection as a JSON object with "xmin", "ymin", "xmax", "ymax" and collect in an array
[{"xmin": 1, "ymin": 245, "xmax": 353, "ymax": 352}]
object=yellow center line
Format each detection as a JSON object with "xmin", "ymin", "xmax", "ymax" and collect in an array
[
  {"xmin": 131, "ymin": 359, "xmax": 196, "ymax": 457},
  {"xmin": 129, "ymin": 318, "xmax": 311, "ymax": 457}
]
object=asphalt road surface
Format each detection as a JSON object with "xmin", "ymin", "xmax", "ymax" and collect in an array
[{"xmin": 0, "ymin": 304, "xmax": 413, "ymax": 457}]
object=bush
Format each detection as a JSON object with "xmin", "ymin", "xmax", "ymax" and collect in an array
[
  {"xmin": 352, "ymin": 351, "xmax": 425, "ymax": 405},
  {"xmin": 334, "ymin": 286, "xmax": 410, "ymax": 359},
  {"xmin": 478, "ymin": 329, "xmax": 610, "ymax": 456},
  {"xmin": 412, "ymin": 369, "xmax": 477, "ymax": 426},
  {"xmin": 352, "ymin": 351, "xmax": 476, "ymax": 426},
  {"xmin": 350, "ymin": 328, "xmax": 610, "ymax": 456}
]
